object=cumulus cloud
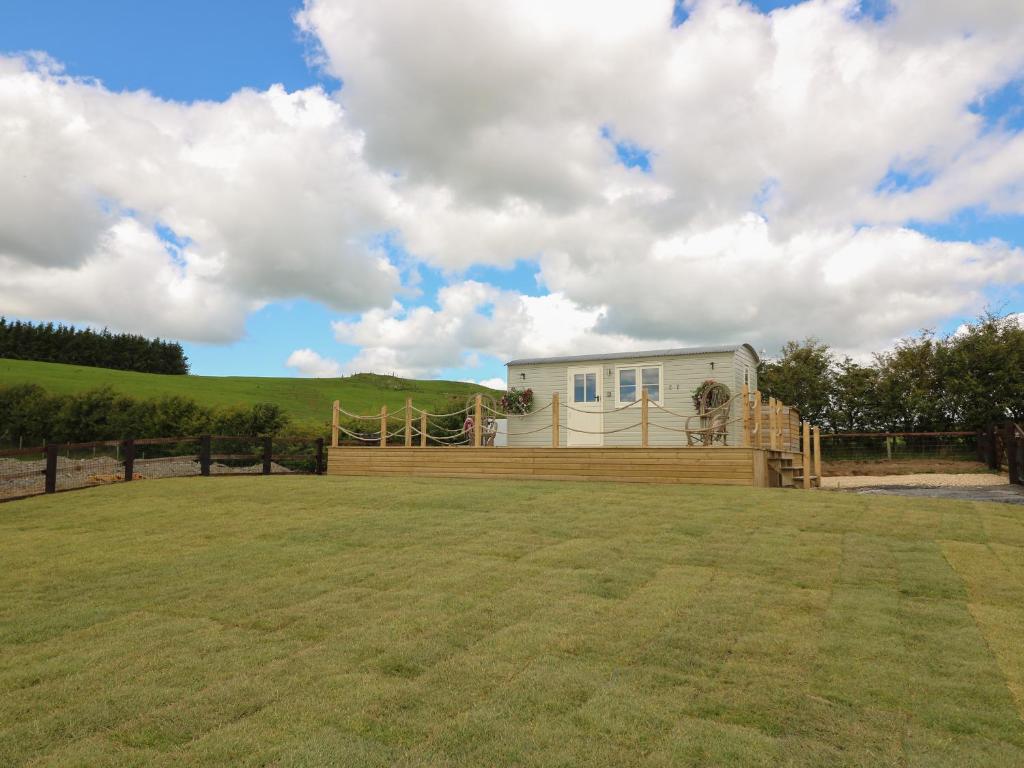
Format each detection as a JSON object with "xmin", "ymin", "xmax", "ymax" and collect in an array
[
  {"xmin": 3, "ymin": 0, "xmax": 1024, "ymax": 375},
  {"xmin": 0, "ymin": 54, "xmax": 399, "ymax": 341},
  {"xmin": 332, "ymin": 281, "xmax": 678, "ymax": 378},
  {"xmin": 464, "ymin": 377, "xmax": 507, "ymax": 391},
  {"xmin": 285, "ymin": 348, "xmax": 342, "ymax": 377},
  {"xmin": 295, "ymin": 0, "xmax": 1024, "ymax": 370}
]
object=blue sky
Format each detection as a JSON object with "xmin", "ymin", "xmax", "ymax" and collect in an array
[{"xmin": 1, "ymin": 0, "xmax": 1022, "ymax": 381}]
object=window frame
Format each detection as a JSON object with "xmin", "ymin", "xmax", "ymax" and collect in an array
[{"xmin": 614, "ymin": 362, "xmax": 664, "ymax": 407}]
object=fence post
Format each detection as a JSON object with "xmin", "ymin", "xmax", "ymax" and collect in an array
[
  {"xmin": 200, "ymin": 435, "xmax": 211, "ymax": 476},
  {"xmin": 1005, "ymin": 422, "xmax": 1019, "ymax": 485},
  {"xmin": 768, "ymin": 398, "xmax": 778, "ymax": 450},
  {"xmin": 315, "ymin": 437, "xmax": 325, "ymax": 474},
  {"xmin": 813, "ymin": 425, "xmax": 821, "ymax": 485},
  {"xmin": 262, "ymin": 437, "xmax": 272, "ymax": 475},
  {"xmin": 986, "ymin": 423, "xmax": 998, "ymax": 470},
  {"xmin": 802, "ymin": 421, "xmax": 811, "ymax": 489},
  {"xmin": 420, "ymin": 412, "xmax": 427, "ymax": 447},
  {"xmin": 405, "ymin": 398, "xmax": 413, "ymax": 448},
  {"xmin": 123, "ymin": 438, "xmax": 135, "ymax": 482},
  {"xmin": 741, "ymin": 384, "xmax": 751, "ymax": 447},
  {"xmin": 380, "ymin": 406, "xmax": 388, "ymax": 449},
  {"xmin": 641, "ymin": 386, "xmax": 649, "ymax": 448},
  {"xmin": 44, "ymin": 442, "xmax": 57, "ymax": 493},
  {"xmin": 331, "ymin": 400, "xmax": 339, "ymax": 448},
  {"xmin": 552, "ymin": 392, "xmax": 560, "ymax": 448},
  {"xmin": 473, "ymin": 394, "xmax": 482, "ymax": 447}
]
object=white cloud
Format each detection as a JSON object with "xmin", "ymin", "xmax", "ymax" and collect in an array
[
  {"xmin": 332, "ymin": 280, "xmax": 679, "ymax": 378},
  {"xmin": 2, "ymin": 0, "xmax": 1024, "ymax": 369},
  {"xmin": 285, "ymin": 348, "xmax": 342, "ymax": 377},
  {"xmin": 463, "ymin": 377, "xmax": 507, "ymax": 391},
  {"xmin": 294, "ymin": 0, "xmax": 1024, "ymax": 363},
  {"xmin": 0, "ymin": 55, "xmax": 400, "ymax": 341}
]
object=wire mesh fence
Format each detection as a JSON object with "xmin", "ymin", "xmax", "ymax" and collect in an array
[
  {"xmin": 0, "ymin": 445, "xmax": 49, "ymax": 501},
  {"xmin": 0, "ymin": 435, "xmax": 325, "ymax": 503},
  {"xmin": 819, "ymin": 432, "xmax": 981, "ymax": 463}
]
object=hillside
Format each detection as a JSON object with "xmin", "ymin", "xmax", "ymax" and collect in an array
[{"xmin": 0, "ymin": 358, "xmax": 504, "ymax": 431}]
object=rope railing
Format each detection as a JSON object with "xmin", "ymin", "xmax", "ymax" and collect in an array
[
  {"xmin": 328, "ymin": 386, "xmax": 815, "ymax": 460},
  {"xmin": 561, "ymin": 398, "xmax": 641, "ymax": 415}
]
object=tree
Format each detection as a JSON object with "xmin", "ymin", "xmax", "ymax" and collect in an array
[{"xmin": 757, "ymin": 339, "xmax": 834, "ymax": 425}]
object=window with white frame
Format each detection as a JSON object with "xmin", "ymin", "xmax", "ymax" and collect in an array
[{"xmin": 617, "ymin": 364, "xmax": 662, "ymax": 405}]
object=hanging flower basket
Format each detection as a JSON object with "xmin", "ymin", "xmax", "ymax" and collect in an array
[{"xmin": 500, "ymin": 387, "xmax": 534, "ymax": 415}]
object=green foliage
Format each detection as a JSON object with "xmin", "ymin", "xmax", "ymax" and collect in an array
[
  {"xmin": 759, "ymin": 312, "xmax": 1024, "ymax": 431},
  {"xmin": 0, "ymin": 317, "xmax": 188, "ymax": 374},
  {"xmin": 0, "ymin": 359, "xmax": 502, "ymax": 432},
  {"xmin": 0, "ymin": 384, "xmax": 291, "ymax": 445},
  {"xmin": 757, "ymin": 339, "xmax": 834, "ymax": 424}
]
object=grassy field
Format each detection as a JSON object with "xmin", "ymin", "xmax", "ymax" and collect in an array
[
  {"xmin": 2, "ymin": 479, "xmax": 1024, "ymax": 766},
  {"xmin": 0, "ymin": 358, "xmax": 501, "ymax": 430}
]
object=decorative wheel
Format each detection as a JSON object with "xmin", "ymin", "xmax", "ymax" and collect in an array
[{"xmin": 464, "ymin": 395, "xmax": 500, "ymax": 446}]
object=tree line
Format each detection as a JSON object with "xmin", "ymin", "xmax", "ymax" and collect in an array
[
  {"xmin": 0, "ymin": 385, "xmax": 289, "ymax": 446},
  {"xmin": 758, "ymin": 313, "xmax": 1024, "ymax": 432},
  {"xmin": 0, "ymin": 318, "xmax": 189, "ymax": 375}
]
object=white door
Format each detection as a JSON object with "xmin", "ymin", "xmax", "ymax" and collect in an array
[{"xmin": 566, "ymin": 367, "xmax": 603, "ymax": 446}]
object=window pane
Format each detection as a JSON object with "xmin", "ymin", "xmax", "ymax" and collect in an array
[
  {"xmin": 574, "ymin": 374, "xmax": 585, "ymax": 403},
  {"xmin": 619, "ymin": 368, "xmax": 636, "ymax": 403},
  {"xmin": 642, "ymin": 367, "xmax": 660, "ymax": 401},
  {"xmin": 585, "ymin": 373, "xmax": 597, "ymax": 402}
]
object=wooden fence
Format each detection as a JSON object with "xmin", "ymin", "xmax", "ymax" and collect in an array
[
  {"xmin": 0, "ymin": 435, "xmax": 325, "ymax": 503},
  {"xmin": 980, "ymin": 422, "xmax": 1024, "ymax": 485}
]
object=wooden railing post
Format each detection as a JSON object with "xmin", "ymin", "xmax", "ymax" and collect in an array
[
  {"xmin": 420, "ymin": 412, "xmax": 427, "ymax": 448},
  {"xmin": 380, "ymin": 406, "xmax": 388, "ymax": 449},
  {"xmin": 752, "ymin": 390, "xmax": 761, "ymax": 448},
  {"xmin": 813, "ymin": 425, "xmax": 821, "ymax": 486},
  {"xmin": 262, "ymin": 436, "xmax": 272, "ymax": 475},
  {"xmin": 200, "ymin": 435, "xmax": 211, "ymax": 476},
  {"xmin": 44, "ymin": 442, "xmax": 57, "ymax": 493},
  {"xmin": 768, "ymin": 398, "xmax": 778, "ymax": 450},
  {"xmin": 741, "ymin": 384, "xmax": 751, "ymax": 447},
  {"xmin": 552, "ymin": 392, "xmax": 560, "ymax": 448},
  {"xmin": 473, "ymin": 394, "xmax": 482, "ymax": 447},
  {"xmin": 641, "ymin": 386, "xmax": 649, "ymax": 448},
  {"xmin": 405, "ymin": 398, "xmax": 413, "ymax": 448},
  {"xmin": 331, "ymin": 400, "xmax": 339, "ymax": 448},
  {"xmin": 802, "ymin": 421, "xmax": 811, "ymax": 489},
  {"xmin": 122, "ymin": 438, "xmax": 135, "ymax": 482}
]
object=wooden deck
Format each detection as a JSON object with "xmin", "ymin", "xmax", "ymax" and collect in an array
[{"xmin": 326, "ymin": 447, "xmax": 778, "ymax": 487}]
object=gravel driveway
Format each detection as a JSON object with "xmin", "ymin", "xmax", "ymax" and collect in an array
[{"xmin": 822, "ymin": 472, "xmax": 1024, "ymax": 504}]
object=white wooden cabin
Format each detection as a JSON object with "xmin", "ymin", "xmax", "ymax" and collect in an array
[{"xmin": 504, "ymin": 345, "xmax": 759, "ymax": 447}]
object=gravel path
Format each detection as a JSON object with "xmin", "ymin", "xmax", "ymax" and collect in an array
[
  {"xmin": 821, "ymin": 473, "xmax": 1007, "ymax": 489},
  {"xmin": 821, "ymin": 472, "xmax": 1024, "ymax": 504}
]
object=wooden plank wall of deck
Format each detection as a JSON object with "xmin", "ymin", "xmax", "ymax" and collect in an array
[{"xmin": 327, "ymin": 447, "xmax": 770, "ymax": 486}]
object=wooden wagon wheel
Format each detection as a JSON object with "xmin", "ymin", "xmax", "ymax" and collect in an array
[{"xmin": 464, "ymin": 395, "xmax": 499, "ymax": 446}]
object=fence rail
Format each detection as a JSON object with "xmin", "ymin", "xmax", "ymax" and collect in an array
[{"xmin": 0, "ymin": 435, "xmax": 324, "ymax": 503}]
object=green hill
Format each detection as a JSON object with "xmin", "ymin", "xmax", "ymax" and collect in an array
[{"xmin": 0, "ymin": 358, "xmax": 503, "ymax": 431}]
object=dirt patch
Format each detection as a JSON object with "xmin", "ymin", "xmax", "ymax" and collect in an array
[{"xmin": 824, "ymin": 458, "xmax": 995, "ymax": 477}]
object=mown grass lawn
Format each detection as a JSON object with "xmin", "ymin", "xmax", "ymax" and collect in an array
[{"xmin": 2, "ymin": 478, "xmax": 1023, "ymax": 767}]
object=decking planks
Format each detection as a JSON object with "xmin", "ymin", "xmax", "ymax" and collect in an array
[{"xmin": 327, "ymin": 447, "xmax": 768, "ymax": 486}]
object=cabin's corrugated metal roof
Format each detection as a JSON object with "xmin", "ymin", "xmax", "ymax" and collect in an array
[{"xmin": 506, "ymin": 344, "xmax": 758, "ymax": 367}]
